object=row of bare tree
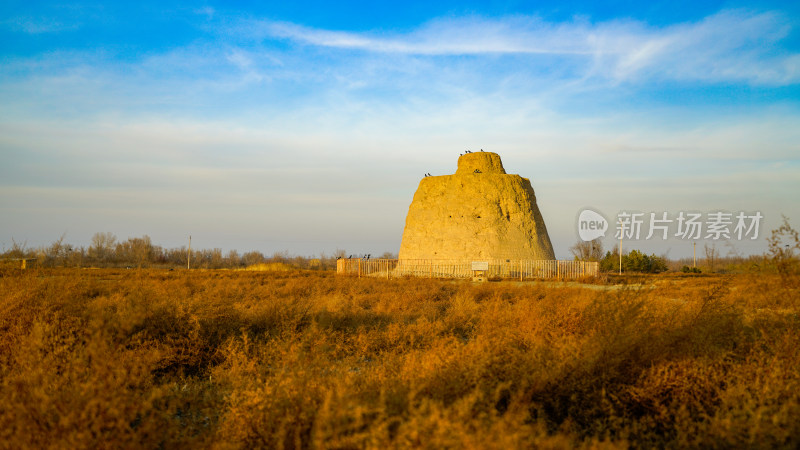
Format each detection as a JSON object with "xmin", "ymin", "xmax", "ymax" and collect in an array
[
  {"xmin": 1, "ymin": 233, "xmax": 375, "ymax": 270},
  {"xmin": 569, "ymin": 216, "xmax": 799, "ymax": 274}
]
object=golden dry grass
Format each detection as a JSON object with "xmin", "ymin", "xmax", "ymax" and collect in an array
[
  {"xmin": 0, "ymin": 268, "xmax": 798, "ymax": 449},
  {"xmin": 241, "ymin": 262, "xmax": 298, "ymax": 272}
]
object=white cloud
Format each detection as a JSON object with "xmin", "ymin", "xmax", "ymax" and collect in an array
[
  {"xmin": 244, "ymin": 9, "xmax": 800, "ymax": 85},
  {"xmin": 261, "ymin": 16, "xmax": 590, "ymax": 55}
]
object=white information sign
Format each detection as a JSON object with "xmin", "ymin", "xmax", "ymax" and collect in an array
[{"xmin": 471, "ymin": 261, "xmax": 489, "ymax": 271}]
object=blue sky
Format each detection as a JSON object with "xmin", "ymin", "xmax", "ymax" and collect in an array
[{"xmin": 1, "ymin": 1, "xmax": 799, "ymax": 259}]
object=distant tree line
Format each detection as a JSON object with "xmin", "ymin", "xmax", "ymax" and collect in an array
[
  {"xmin": 570, "ymin": 238, "xmax": 667, "ymax": 273},
  {"xmin": 5, "ymin": 216, "xmax": 798, "ymax": 275},
  {"xmin": 0, "ymin": 233, "xmax": 390, "ymax": 270},
  {"xmin": 570, "ymin": 217, "xmax": 800, "ymax": 275},
  {"xmin": 599, "ymin": 248, "xmax": 669, "ymax": 273}
]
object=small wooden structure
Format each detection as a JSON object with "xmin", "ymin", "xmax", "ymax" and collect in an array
[{"xmin": 471, "ymin": 261, "xmax": 488, "ymax": 282}]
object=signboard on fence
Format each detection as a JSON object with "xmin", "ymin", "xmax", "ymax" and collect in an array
[{"xmin": 471, "ymin": 261, "xmax": 489, "ymax": 271}]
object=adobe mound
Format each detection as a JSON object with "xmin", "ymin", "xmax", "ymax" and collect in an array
[{"xmin": 398, "ymin": 152, "xmax": 555, "ymax": 261}]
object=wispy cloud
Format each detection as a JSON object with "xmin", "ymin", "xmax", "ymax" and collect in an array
[
  {"xmin": 3, "ymin": 15, "xmax": 81, "ymax": 34},
  {"xmin": 194, "ymin": 6, "xmax": 215, "ymax": 19},
  {"xmin": 261, "ymin": 16, "xmax": 590, "ymax": 55},
  {"xmin": 242, "ymin": 9, "xmax": 799, "ymax": 85}
]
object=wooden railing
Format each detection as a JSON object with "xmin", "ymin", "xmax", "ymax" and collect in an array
[{"xmin": 336, "ymin": 259, "xmax": 599, "ymax": 280}]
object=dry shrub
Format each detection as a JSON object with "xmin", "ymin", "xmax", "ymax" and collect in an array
[
  {"xmin": 0, "ymin": 269, "xmax": 798, "ymax": 448},
  {"xmin": 242, "ymin": 263, "xmax": 296, "ymax": 272}
]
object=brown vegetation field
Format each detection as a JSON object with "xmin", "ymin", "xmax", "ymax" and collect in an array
[{"xmin": 1, "ymin": 268, "xmax": 798, "ymax": 449}]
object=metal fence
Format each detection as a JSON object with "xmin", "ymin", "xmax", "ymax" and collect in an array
[{"xmin": 336, "ymin": 258, "xmax": 599, "ymax": 280}]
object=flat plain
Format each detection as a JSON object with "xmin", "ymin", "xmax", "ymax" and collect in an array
[{"xmin": 1, "ymin": 268, "xmax": 798, "ymax": 449}]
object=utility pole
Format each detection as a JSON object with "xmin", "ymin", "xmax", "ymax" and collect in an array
[
  {"xmin": 619, "ymin": 220, "xmax": 624, "ymax": 275},
  {"xmin": 188, "ymin": 235, "xmax": 191, "ymax": 270},
  {"xmin": 693, "ymin": 241, "xmax": 696, "ymax": 269}
]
